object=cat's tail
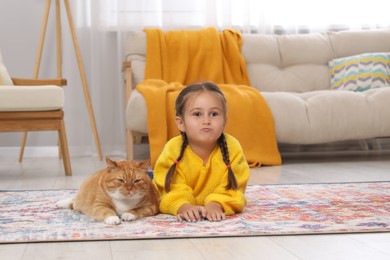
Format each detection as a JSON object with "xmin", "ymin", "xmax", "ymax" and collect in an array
[{"xmin": 56, "ymin": 198, "xmax": 74, "ymax": 210}]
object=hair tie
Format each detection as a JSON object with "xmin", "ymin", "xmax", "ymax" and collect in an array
[
  {"xmin": 226, "ymin": 163, "xmax": 231, "ymax": 169},
  {"xmin": 174, "ymin": 159, "xmax": 180, "ymax": 165}
]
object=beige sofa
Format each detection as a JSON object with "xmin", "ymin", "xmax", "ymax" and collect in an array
[{"xmin": 123, "ymin": 29, "xmax": 390, "ymax": 159}]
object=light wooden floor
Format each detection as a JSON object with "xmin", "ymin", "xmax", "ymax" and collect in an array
[{"xmin": 1, "ymin": 149, "xmax": 390, "ymax": 260}]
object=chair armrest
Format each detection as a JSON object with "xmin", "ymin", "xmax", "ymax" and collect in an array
[
  {"xmin": 11, "ymin": 77, "xmax": 67, "ymax": 86},
  {"xmin": 122, "ymin": 61, "xmax": 133, "ymax": 102}
]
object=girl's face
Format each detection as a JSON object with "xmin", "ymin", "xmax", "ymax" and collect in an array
[{"xmin": 176, "ymin": 91, "xmax": 226, "ymax": 147}]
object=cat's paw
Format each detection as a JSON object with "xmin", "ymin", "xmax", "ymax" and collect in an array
[
  {"xmin": 104, "ymin": 216, "xmax": 121, "ymax": 225},
  {"xmin": 56, "ymin": 198, "xmax": 73, "ymax": 209},
  {"xmin": 121, "ymin": 212, "xmax": 138, "ymax": 222}
]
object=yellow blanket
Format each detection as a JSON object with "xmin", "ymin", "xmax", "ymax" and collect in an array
[
  {"xmin": 137, "ymin": 27, "xmax": 281, "ymax": 168},
  {"xmin": 144, "ymin": 27, "xmax": 250, "ymax": 85}
]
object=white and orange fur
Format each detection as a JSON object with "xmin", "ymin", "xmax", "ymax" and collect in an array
[{"xmin": 56, "ymin": 157, "xmax": 159, "ymax": 225}]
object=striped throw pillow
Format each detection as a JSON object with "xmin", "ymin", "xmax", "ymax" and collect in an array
[{"xmin": 329, "ymin": 53, "xmax": 390, "ymax": 91}]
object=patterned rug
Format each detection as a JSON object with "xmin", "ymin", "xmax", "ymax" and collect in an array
[{"xmin": 1, "ymin": 182, "xmax": 390, "ymax": 243}]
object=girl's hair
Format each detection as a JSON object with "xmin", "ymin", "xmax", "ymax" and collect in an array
[{"xmin": 164, "ymin": 82, "xmax": 238, "ymax": 192}]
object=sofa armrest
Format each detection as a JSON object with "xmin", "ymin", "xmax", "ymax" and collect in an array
[
  {"xmin": 122, "ymin": 61, "xmax": 133, "ymax": 103},
  {"xmin": 11, "ymin": 77, "xmax": 67, "ymax": 87}
]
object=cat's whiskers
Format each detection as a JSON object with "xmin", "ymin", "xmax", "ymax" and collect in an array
[{"xmin": 108, "ymin": 189, "xmax": 145, "ymax": 215}]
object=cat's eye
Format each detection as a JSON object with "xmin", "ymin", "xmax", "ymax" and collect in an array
[
  {"xmin": 134, "ymin": 179, "xmax": 141, "ymax": 184},
  {"xmin": 117, "ymin": 178, "xmax": 125, "ymax": 184}
]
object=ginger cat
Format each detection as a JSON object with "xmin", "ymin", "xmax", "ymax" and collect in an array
[{"xmin": 56, "ymin": 157, "xmax": 159, "ymax": 225}]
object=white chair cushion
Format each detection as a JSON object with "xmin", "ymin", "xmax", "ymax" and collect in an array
[{"xmin": 0, "ymin": 85, "xmax": 64, "ymax": 111}]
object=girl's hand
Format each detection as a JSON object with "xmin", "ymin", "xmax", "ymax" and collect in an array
[
  {"xmin": 205, "ymin": 202, "xmax": 226, "ymax": 222},
  {"xmin": 177, "ymin": 204, "xmax": 206, "ymax": 222}
]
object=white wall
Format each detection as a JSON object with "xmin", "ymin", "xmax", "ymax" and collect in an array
[{"xmin": 0, "ymin": 0, "xmax": 125, "ymax": 158}]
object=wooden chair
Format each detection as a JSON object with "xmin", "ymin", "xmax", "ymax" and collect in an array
[{"xmin": 0, "ymin": 77, "xmax": 72, "ymax": 176}]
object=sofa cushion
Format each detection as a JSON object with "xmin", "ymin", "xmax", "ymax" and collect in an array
[
  {"xmin": 242, "ymin": 33, "xmax": 332, "ymax": 93},
  {"xmin": 262, "ymin": 87, "xmax": 390, "ymax": 144},
  {"xmin": 126, "ymin": 87, "xmax": 390, "ymax": 144},
  {"xmin": 329, "ymin": 52, "xmax": 390, "ymax": 91},
  {"xmin": 125, "ymin": 89, "xmax": 148, "ymax": 133},
  {"xmin": 0, "ymin": 85, "xmax": 64, "ymax": 111},
  {"xmin": 125, "ymin": 32, "xmax": 147, "ymax": 88},
  {"xmin": 328, "ymin": 29, "xmax": 390, "ymax": 58},
  {"xmin": 0, "ymin": 51, "xmax": 13, "ymax": 86}
]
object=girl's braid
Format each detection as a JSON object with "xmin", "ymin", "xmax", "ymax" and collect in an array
[
  {"xmin": 164, "ymin": 133, "xmax": 188, "ymax": 192},
  {"xmin": 218, "ymin": 133, "xmax": 238, "ymax": 190}
]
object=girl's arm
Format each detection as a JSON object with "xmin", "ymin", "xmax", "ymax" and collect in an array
[
  {"xmin": 153, "ymin": 143, "xmax": 196, "ymax": 215},
  {"xmin": 158, "ymin": 181, "xmax": 196, "ymax": 215},
  {"xmin": 205, "ymin": 139, "xmax": 250, "ymax": 215}
]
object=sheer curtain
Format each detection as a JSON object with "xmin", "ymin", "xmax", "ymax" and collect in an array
[
  {"xmin": 70, "ymin": 0, "xmax": 389, "ymax": 158},
  {"xmin": 52, "ymin": 0, "xmax": 126, "ymax": 158},
  {"xmin": 97, "ymin": 0, "xmax": 390, "ymax": 33}
]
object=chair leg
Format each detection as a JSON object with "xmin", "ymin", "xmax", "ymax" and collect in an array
[
  {"xmin": 58, "ymin": 119, "xmax": 72, "ymax": 176},
  {"xmin": 126, "ymin": 128, "xmax": 134, "ymax": 160},
  {"xmin": 18, "ymin": 132, "xmax": 28, "ymax": 162}
]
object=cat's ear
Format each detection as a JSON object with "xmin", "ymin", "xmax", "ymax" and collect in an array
[
  {"xmin": 139, "ymin": 159, "xmax": 150, "ymax": 170},
  {"xmin": 105, "ymin": 157, "xmax": 118, "ymax": 172}
]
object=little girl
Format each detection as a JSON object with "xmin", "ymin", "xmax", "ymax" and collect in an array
[{"xmin": 153, "ymin": 82, "xmax": 250, "ymax": 222}]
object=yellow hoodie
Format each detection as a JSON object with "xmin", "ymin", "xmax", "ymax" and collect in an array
[{"xmin": 153, "ymin": 133, "xmax": 250, "ymax": 216}]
